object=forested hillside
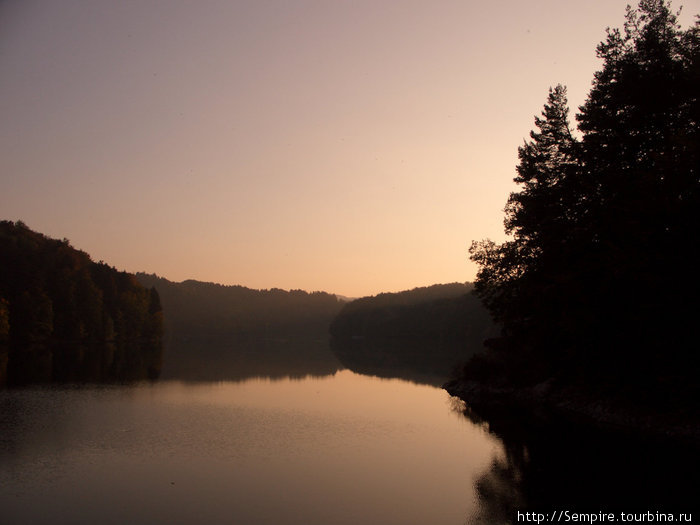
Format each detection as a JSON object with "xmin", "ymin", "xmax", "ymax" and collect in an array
[
  {"xmin": 136, "ymin": 273, "xmax": 343, "ymax": 341},
  {"xmin": 135, "ymin": 273, "xmax": 344, "ymax": 380},
  {"xmin": 330, "ymin": 283, "xmax": 496, "ymax": 384},
  {"xmin": 0, "ymin": 221, "xmax": 163, "ymax": 385}
]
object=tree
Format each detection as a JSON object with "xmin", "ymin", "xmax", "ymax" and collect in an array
[
  {"xmin": 468, "ymin": 0, "xmax": 700, "ymax": 390},
  {"xmin": 576, "ymin": 0, "xmax": 700, "ymax": 343},
  {"xmin": 471, "ymin": 86, "xmax": 583, "ymax": 334},
  {"xmin": 506, "ymin": 85, "xmax": 581, "ymax": 245}
]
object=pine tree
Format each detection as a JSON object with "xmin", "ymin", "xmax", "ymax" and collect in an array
[
  {"xmin": 505, "ymin": 85, "xmax": 581, "ymax": 247},
  {"xmin": 470, "ymin": 86, "xmax": 583, "ymax": 363},
  {"xmin": 574, "ymin": 0, "xmax": 700, "ymax": 360},
  {"xmin": 467, "ymin": 0, "xmax": 700, "ymax": 391}
]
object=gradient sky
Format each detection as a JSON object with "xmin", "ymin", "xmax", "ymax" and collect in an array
[{"xmin": 2, "ymin": 0, "xmax": 697, "ymax": 297}]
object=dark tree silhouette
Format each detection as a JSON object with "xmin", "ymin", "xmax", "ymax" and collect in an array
[{"xmin": 467, "ymin": 0, "xmax": 699, "ymax": 398}]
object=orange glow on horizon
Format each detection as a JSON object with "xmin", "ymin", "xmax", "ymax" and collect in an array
[{"xmin": 2, "ymin": 1, "xmax": 695, "ymax": 297}]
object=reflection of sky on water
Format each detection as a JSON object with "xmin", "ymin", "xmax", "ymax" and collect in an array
[
  {"xmin": 3, "ymin": 365, "xmax": 696, "ymax": 524},
  {"xmin": 0, "ymin": 372, "xmax": 501, "ymax": 525}
]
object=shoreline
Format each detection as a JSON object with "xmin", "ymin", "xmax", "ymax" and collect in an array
[{"xmin": 443, "ymin": 378, "xmax": 700, "ymax": 445}]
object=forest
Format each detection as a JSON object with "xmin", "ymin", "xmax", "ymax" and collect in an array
[
  {"xmin": 3, "ymin": 225, "xmax": 496, "ymax": 384},
  {"xmin": 135, "ymin": 273, "xmax": 344, "ymax": 380},
  {"xmin": 0, "ymin": 220, "xmax": 163, "ymax": 385},
  {"xmin": 458, "ymin": 1, "xmax": 699, "ymax": 416},
  {"xmin": 136, "ymin": 273, "xmax": 342, "ymax": 342},
  {"xmin": 330, "ymin": 283, "xmax": 496, "ymax": 384}
]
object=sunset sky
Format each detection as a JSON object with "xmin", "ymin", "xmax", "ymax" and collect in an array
[{"xmin": 2, "ymin": 0, "xmax": 696, "ymax": 297}]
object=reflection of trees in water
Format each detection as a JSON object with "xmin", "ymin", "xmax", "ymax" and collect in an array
[
  {"xmin": 470, "ymin": 448, "xmax": 525, "ymax": 525},
  {"xmin": 456, "ymin": 402, "xmax": 700, "ymax": 524},
  {"xmin": 330, "ymin": 338, "xmax": 470, "ymax": 387},
  {"xmin": 458, "ymin": 402, "xmax": 525, "ymax": 525},
  {"xmin": 161, "ymin": 336, "xmax": 342, "ymax": 382}
]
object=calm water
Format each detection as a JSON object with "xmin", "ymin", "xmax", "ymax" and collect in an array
[{"xmin": 0, "ymin": 371, "xmax": 501, "ymax": 525}]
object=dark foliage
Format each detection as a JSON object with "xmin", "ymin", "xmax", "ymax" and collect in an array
[
  {"xmin": 330, "ymin": 283, "xmax": 497, "ymax": 383},
  {"xmin": 135, "ymin": 273, "xmax": 344, "ymax": 380},
  {"xmin": 136, "ymin": 273, "xmax": 343, "ymax": 341},
  {"xmin": 0, "ymin": 221, "xmax": 163, "ymax": 385},
  {"xmin": 467, "ymin": 1, "xmax": 699, "ymax": 402}
]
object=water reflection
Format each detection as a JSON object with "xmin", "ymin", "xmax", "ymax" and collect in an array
[
  {"xmin": 4, "ymin": 340, "xmax": 163, "ymax": 386},
  {"xmin": 330, "ymin": 337, "xmax": 467, "ymax": 387},
  {"xmin": 0, "ymin": 373, "xmax": 498, "ymax": 525},
  {"xmin": 161, "ymin": 335, "xmax": 465, "ymax": 386},
  {"xmin": 161, "ymin": 337, "xmax": 342, "ymax": 381},
  {"xmin": 7, "ymin": 337, "xmax": 694, "ymax": 525},
  {"xmin": 454, "ymin": 401, "xmax": 700, "ymax": 523}
]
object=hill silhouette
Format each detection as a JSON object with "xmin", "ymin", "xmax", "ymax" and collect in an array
[
  {"xmin": 135, "ymin": 273, "xmax": 344, "ymax": 380},
  {"xmin": 330, "ymin": 283, "xmax": 496, "ymax": 385},
  {"xmin": 0, "ymin": 221, "xmax": 163, "ymax": 385}
]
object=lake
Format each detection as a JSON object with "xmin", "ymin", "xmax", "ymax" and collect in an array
[
  {"xmin": 0, "ymin": 370, "xmax": 501, "ymax": 525},
  {"xmin": 2, "ymin": 367, "xmax": 698, "ymax": 524}
]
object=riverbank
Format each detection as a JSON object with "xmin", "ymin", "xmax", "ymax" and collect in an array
[
  {"xmin": 443, "ymin": 378, "xmax": 700, "ymax": 445},
  {"xmin": 444, "ymin": 377, "xmax": 700, "ymax": 515}
]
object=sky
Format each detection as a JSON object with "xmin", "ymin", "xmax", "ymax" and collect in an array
[{"xmin": 2, "ymin": 0, "xmax": 697, "ymax": 298}]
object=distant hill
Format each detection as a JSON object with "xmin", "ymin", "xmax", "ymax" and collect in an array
[
  {"xmin": 329, "ymin": 283, "xmax": 497, "ymax": 384},
  {"xmin": 0, "ymin": 221, "xmax": 163, "ymax": 386},
  {"xmin": 135, "ymin": 273, "xmax": 344, "ymax": 380},
  {"xmin": 329, "ymin": 283, "xmax": 492, "ymax": 341},
  {"xmin": 136, "ymin": 273, "xmax": 343, "ymax": 341}
]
